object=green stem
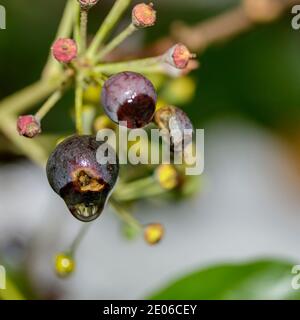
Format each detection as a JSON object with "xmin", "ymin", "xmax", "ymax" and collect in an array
[
  {"xmin": 43, "ymin": 0, "xmax": 76, "ymax": 78},
  {"xmin": 73, "ymin": 1, "xmax": 81, "ymax": 46},
  {"xmin": 69, "ymin": 224, "xmax": 91, "ymax": 257},
  {"xmin": 113, "ymin": 176, "xmax": 166, "ymax": 201},
  {"xmin": 0, "ymin": 79, "xmax": 61, "ymax": 116},
  {"xmin": 75, "ymin": 77, "xmax": 84, "ymax": 134},
  {"xmin": 97, "ymin": 23, "xmax": 136, "ymax": 61},
  {"xmin": 35, "ymin": 89, "xmax": 63, "ymax": 120},
  {"xmin": 110, "ymin": 198, "xmax": 142, "ymax": 230},
  {"xmin": 87, "ymin": 0, "xmax": 133, "ymax": 59},
  {"xmin": 94, "ymin": 56, "xmax": 164, "ymax": 75},
  {"xmin": 80, "ymin": 9, "xmax": 88, "ymax": 54}
]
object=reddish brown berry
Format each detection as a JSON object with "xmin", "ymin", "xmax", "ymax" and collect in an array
[
  {"xmin": 17, "ymin": 115, "xmax": 41, "ymax": 138},
  {"xmin": 165, "ymin": 44, "xmax": 195, "ymax": 70},
  {"xmin": 101, "ymin": 72, "xmax": 157, "ymax": 129},
  {"xmin": 132, "ymin": 3, "xmax": 156, "ymax": 28},
  {"xmin": 46, "ymin": 135, "xmax": 119, "ymax": 222},
  {"xmin": 52, "ymin": 38, "xmax": 77, "ymax": 64}
]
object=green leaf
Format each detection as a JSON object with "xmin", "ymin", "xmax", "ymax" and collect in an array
[{"xmin": 149, "ymin": 260, "xmax": 300, "ymax": 300}]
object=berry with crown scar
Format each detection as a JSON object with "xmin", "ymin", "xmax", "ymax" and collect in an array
[
  {"xmin": 154, "ymin": 105, "xmax": 194, "ymax": 152},
  {"xmin": 17, "ymin": 115, "xmax": 41, "ymax": 138},
  {"xmin": 132, "ymin": 3, "xmax": 157, "ymax": 28},
  {"xmin": 165, "ymin": 44, "xmax": 195, "ymax": 70},
  {"xmin": 46, "ymin": 135, "xmax": 119, "ymax": 222},
  {"xmin": 52, "ymin": 38, "xmax": 78, "ymax": 64},
  {"xmin": 78, "ymin": 0, "xmax": 100, "ymax": 10},
  {"xmin": 101, "ymin": 71, "xmax": 157, "ymax": 129}
]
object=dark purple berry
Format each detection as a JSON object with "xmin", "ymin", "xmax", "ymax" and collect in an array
[
  {"xmin": 46, "ymin": 135, "xmax": 119, "ymax": 222},
  {"xmin": 101, "ymin": 71, "xmax": 157, "ymax": 129},
  {"xmin": 154, "ymin": 105, "xmax": 194, "ymax": 152}
]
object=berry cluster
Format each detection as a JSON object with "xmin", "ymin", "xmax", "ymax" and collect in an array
[{"xmin": 15, "ymin": 0, "xmax": 197, "ymax": 277}]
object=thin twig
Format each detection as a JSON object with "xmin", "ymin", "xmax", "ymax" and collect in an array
[
  {"xmin": 43, "ymin": 0, "xmax": 75, "ymax": 78},
  {"xmin": 97, "ymin": 23, "xmax": 136, "ymax": 61},
  {"xmin": 172, "ymin": 0, "xmax": 300, "ymax": 52},
  {"xmin": 87, "ymin": 0, "xmax": 133, "ymax": 59}
]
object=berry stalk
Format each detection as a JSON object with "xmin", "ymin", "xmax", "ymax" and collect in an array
[
  {"xmin": 69, "ymin": 223, "xmax": 92, "ymax": 257},
  {"xmin": 80, "ymin": 8, "xmax": 88, "ymax": 53},
  {"xmin": 97, "ymin": 23, "xmax": 137, "ymax": 61},
  {"xmin": 75, "ymin": 77, "xmax": 84, "ymax": 134},
  {"xmin": 35, "ymin": 89, "xmax": 64, "ymax": 120},
  {"xmin": 43, "ymin": 0, "xmax": 77, "ymax": 78},
  {"xmin": 110, "ymin": 198, "xmax": 142, "ymax": 231},
  {"xmin": 87, "ymin": 0, "xmax": 132, "ymax": 58}
]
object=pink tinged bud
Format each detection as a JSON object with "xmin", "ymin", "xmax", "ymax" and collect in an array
[
  {"xmin": 17, "ymin": 115, "xmax": 41, "ymax": 138},
  {"xmin": 52, "ymin": 38, "xmax": 77, "ymax": 64},
  {"xmin": 77, "ymin": 0, "xmax": 99, "ymax": 10},
  {"xmin": 165, "ymin": 44, "xmax": 196, "ymax": 70},
  {"xmin": 132, "ymin": 3, "xmax": 156, "ymax": 28}
]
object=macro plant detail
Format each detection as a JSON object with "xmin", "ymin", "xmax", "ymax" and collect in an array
[
  {"xmin": 0, "ymin": 0, "xmax": 198, "ymax": 278},
  {"xmin": 0, "ymin": 0, "xmax": 297, "ymax": 283}
]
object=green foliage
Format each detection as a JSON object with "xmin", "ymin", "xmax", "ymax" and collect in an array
[{"xmin": 149, "ymin": 260, "xmax": 300, "ymax": 300}]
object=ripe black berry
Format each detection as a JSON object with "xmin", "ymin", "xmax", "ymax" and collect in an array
[
  {"xmin": 46, "ymin": 135, "xmax": 119, "ymax": 222},
  {"xmin": 101, "ymin": 71, "xmax": 157, "ymax": 129}
]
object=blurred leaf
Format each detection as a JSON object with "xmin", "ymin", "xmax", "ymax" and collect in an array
[{"xmin": 149, "ymin": 260, "xmax": 300, "ymax": 300}]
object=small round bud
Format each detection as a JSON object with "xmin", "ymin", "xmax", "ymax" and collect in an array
[
  {"xmin": 132, "ymin": 3, "xmax": 156, "ymax": 28},
  {"xmin": 52, "ymin": 38, "xmax": 77, "ymax": 64},
  {"xmin": 17, "ymin": 115, "xmax": 41, "ymax": 138},
  {"xmin": 55, "ymin": 253, "xmax": 75, "ymax": 278},
  {"xmin": 243, "ymin": 0, "xmax": 282, "ymax": 23},
  {"xmin": 155, "ymin": 164, "xmax": 179, "ymax": 190},
  {"xmin": 144, "ymin": 223, "xmax": 164, "ymax": 245},
  {"xmin": 165, "ymin": 44, "xmax": 195, "ymax": 70},
  {"xmin": 77, "ymin": 0, "xmax": 99, "ymax": 10}
]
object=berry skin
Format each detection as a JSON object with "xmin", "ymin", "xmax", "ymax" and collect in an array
[
  {"xmin": 165, "ymin": 44, "xmax": 195, "ymax": 70},
  {"xmin": 17, "ymin": 115, "xmax": 41, "ymax": 138},
  {"xmin": 101, "ymin": 72, "xmax": 157, "ymax": 129},
  {"xmin": 46, "ymin": 135, "xmax": 119, "ymax": 222},
  {"xmin": 132, "ymin": 3, "xmax": 157, "ymax": 28},
  {"xmin": 52, "ymin": 38, "xmax": 77, "ymax": 64},
  {"xmin": 78, "ymin": 0, "xmax": 99, "ymax": 10},
  {"xmin": 154, "ymin": 106, "xmax": 194, "ymax": 152}
]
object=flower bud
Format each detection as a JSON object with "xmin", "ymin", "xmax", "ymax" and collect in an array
[
  {"xmin": 78, "ymin": 0, "xmax": 99, "ymax": 10},
  {"xmin": 144, "ymin": 223, "xmax": 164, "ymax": 245},
  {"xmin": 55, "ymin": 253, "xmax": 75, "ymax": 278},
  {"xmin": 52, "ymin": 38, "xmax": 77, "ymax": 64},
  {"xmin": 17, "ymin": 115, "xmax": 41, "ymax": 138},
  {"xmin": 132, "ymin": 3, "xmax": 156, "ymax": 28},
  {"xmin": 155, "ymin": 164, "xmax": 179, "ymax": 190},
  {"xmin": 164, "ymin": 44, "xmax": 196, "ymax": 70}
]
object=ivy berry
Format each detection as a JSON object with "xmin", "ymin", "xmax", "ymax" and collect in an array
[
  {"xmin": 101, "ymin": 71, "xmax": 157, "ymax": 129},
  {"xmin": 46, "ymin": 135, "xmax": 119, "ymax": 222}
]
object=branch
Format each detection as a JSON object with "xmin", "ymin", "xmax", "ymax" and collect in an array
[{"xmin": 172, "ymin": 0, "xmax": 300, "ymax": 52}]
